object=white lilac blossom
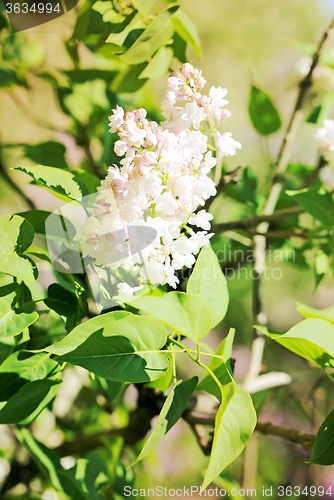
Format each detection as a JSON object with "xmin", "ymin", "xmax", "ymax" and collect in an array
[{"xmin": 81, "ymin": 63, "xmax": 241, "ymax": 290}]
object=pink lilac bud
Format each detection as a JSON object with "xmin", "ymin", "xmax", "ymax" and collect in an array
[
  {"xmin": 195, "ymin": 77, "xmax": 206, "ymax": 90},
  {"xmin": 164, "ymin": 90, "xmax": 177, "ymax": 103},
  {"xmin": 180, "ymin": 63, "xmax": 194, "ymax": 79},
  {"xmin": 136, "ymin": 108, "xmax": 147, "ymax": 120}
]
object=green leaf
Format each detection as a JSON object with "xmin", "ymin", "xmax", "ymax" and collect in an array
[
  {"xmin": 64, "ymin": 69, "xmax": 117, "ymax": 84},
  {"xmin": 58, "ymin": 452, "xmax": 109, "ymax": 500},
  {"xmin": 264, "ymin": 318, "xmax": 334, "ymax": 368},
  {"xmin": 120, "ymin": 7, "xmax": 178, "ymax": 64},
  {"xmin": 171, "ymin": 8, "xmax": 202, "ymax": 59},
  {"xmin": 170, "ymin": 32, "xmax": 187, "ymax": 63},
  {"xmin": 248, "ymin": 86, "xmax": 282, "ymax": 136},
  {"xmin": 14, "ymin": 166, "xmax": 88, "ymax": 201},
  {"xmin": 0, "ymin": 215, "xmax": 37, "ymax": 282},
  {"xmin": 112, "ymin": 63, "xmax": 148, "ymax": 93},
  {"xmin": 187, "ymin": 244, "xmax": 229, "ymax": 328},
  {"xmin": 0, "ymin": 350, "xmax": 57, "ymax": 402},
  {"xmin": 296, "ymin": 301, "xmax": 334, "ymax": 326},
  {"xmin": 132, "ymin": 0, "xmax": 155, "ymax": 17},
  {"xmin": 307, "ymin": 105, "xmax": 322, "ymax": 124},
  {"xmin": 0, "ymin": 378, "xmax": 61, "ymax": 424},
  {"xmin": 71, "ymin": 170, "xmax": 101, "ymax": 194},
  {"xmin": 202, "ymin": 385, "xmax": 256, "ymax": 489},
  {"xmin": 197, "ymin": 329, "xmax": 235, "ymax": 401},
  {"xmin": 129, "ymin": 291, "xmax": 212, "ymax": 341},
  {"xmin": 105, "ymin": 11, "xmax": 143, "ymax": 46},
  {"xmin": 53, "ymin": 315, "xmax": 170, "ymax": 383},
  {"xmin": 16, "ymin": 210, "xmax": 52, "ymax": 235},
  {"xmin": 146, "ymin": 364, "xmax": 173, "ymax": 393},
  {"xmin": 46, "ymin": 310, "xmax": 131, "ymax": 355},
  {"xmin": 22, "ymin": 141, "xmax": 68, "ymax": 169},
  {"xmin": 135, "ymin": 376, "xmax": 198, "ymax": 462},
  {"xmin": 139, "ymin": 46, "xmax": 173, "ymax": 79},
  {"xmin": 72, "ymin": 0, "xmax": 97, "ymax": 41},
  {"xmin": 310, "ymin": 409, "xmax": 334, "ymax": 465},
  {"xmin": 44, "ymin": 283, "xmax": 82, "ymax": 332},
  {"xmin": 0, "ymin": 283, "xmax": 38, "ymax": 339},
  {"xmin": 287, "ymin": 187, "xmax": 334, "ymax": 228}
]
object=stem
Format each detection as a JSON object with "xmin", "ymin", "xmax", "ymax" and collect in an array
[{"xmin": 321, "ymin": 367, "xmax": 334, "ymax": 384}]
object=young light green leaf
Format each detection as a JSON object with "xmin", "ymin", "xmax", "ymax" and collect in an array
[
  {"xmin": 132, "ymin": 0, "xmax": 155, "ymax": 17},
  {"xmin": 46, "ymin": 310, "xmax": 131, "ymax": 356},
  {"xmin": 135, "ymin": 377, "xmax": 198, "ymax": 463},
  {"xmin": 171, "ymin": 8, "xmax": 202, "ymax": 59},
  {"xmin": 196, "ymin": 329, "xmax": 235, "ymax": 401},
  {"xmin": 187, "ymin": 244, "xmax": 229, "ymax": 328},
  {"xmin": 287, "ymin": 187, "xmax": 334, "ymax": 228},
  {"xmin": 129, "ymin": 291, "xmax": 212, "ymax": 341},
  {"xmin": 310, "ymin": 409, "xmax": 334, "ymax": 465},
  {"xmin": 0, "ymin": 378, "xmax": 61, "ymax": 424},
  {"xmin": 139, "ymin": 47, "xmax": 173, "ymax": 79},
  {"xmin": 248, "ymin": 86, "xmax": 282, "ymax": 136},
  {"xmin": 0, "ymin": 351, "xmax": 57, "ymax": 402},
  {"xmin": 120, "ymin": 7, "xmax": 178, "ymax": 64},
  {"xmin": 264, "ymin": 318, "xmax": 334, "ymax": 368},
  {"xmin": 0, "ymin": 283, "xmax": 39, "ymax": 339},
  {"xmin": 296, "ymin": 301, "xmax": 334, "ymax": 326},
  {"xmin": 54, "ymin": 315, "xmax": 170, "ymax": 383},
  {"xmin": 0, "ymin": 215, "xmax": 37, "ymax": 282},
  {"xmin": 202, "ymin": 386, "xmax": 256, "ymax": 489},
  {"xmin": 14, "ymin": 166, "xmax": 88, "ymax": 201}
]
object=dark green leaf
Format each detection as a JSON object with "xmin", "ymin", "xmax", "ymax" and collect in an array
[
  {"xmin": 0, "ymin": 378, "xmax": 61, "ymax": 424},
  {"xmin": 307, "ymin": 105, "xmax": 322, "ymax": 124},
  {"xmin": 23, "ymin": 141, "xmax": 68, "ymax": 169},
  {"xmin": 170, "ymin": 32, "xmax": 187, "ymax": 63},
  {"xmin": 64, "ymin": 69, "xmax": 117, "ymax": 84},
  {"xmin": 0, "ymin": 350, "xmax": 57, "ymax": 402},
  {"xmin": 171, "ymin": 8, "xmax": 202, "ymax": 59},
  {"xmin": 287, "ymin": 187, "xmax": 334, "ymax": 228},
  {"xmin": 310, "ymin": 409, "xmax": 334, "ymax": 465},
  {"xmin": 197, "ymin": 329, "xmax": 235, "ymax": 401},
  {"xmin": 44, "ymin": 283, "xmax": 81, "ymax": 332},
  {"xmin": 248, "ymin": 85, "xmax": 282, "ymax": 135}
]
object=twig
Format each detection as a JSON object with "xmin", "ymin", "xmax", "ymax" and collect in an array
[
  {"xmin": 212, "ymin": 206, "xmax": 303, "ymax": 233},
  {"xmin": 246, "ymin": 16, "xmax": 334, "ymax": 384},
  {"xmin": 202, "ymin": 166, "xmax": 242, "ymax": 213},
  {"xmin": 183, "ymin": 412, "xmax": 315, "ymax": 452}
]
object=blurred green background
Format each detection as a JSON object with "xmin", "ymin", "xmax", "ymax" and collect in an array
[{"xmin": 1, "ymin": 0, "xmax": 334, "ymax": 497}]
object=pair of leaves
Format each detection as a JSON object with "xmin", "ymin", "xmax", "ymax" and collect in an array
[
  {"xmin": 0, "ymin": 215, "xmax": 37, "ymax": 282},
  {"xmin": 46, "ymin": 312, "xmax": 171, "ymax": 383},
  {"xmin": 0, "ymin": 283, "xmax": 39, "ymax": 339}
]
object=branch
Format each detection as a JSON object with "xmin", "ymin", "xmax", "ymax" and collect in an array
[
  {"xmin": 211, "ymin": 206, "xmax": 303, "ymax": 233},
  {"xmin": 245, "ymin": 16, "xmax": 334, "ymax": 392},
  {"xmin": 202, "ymin": 166, "xmax": 242, "ymax": 213},
  {"xmin": 183, "ymin": 413, "xmax": 315, "ymax": 452}
]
